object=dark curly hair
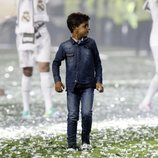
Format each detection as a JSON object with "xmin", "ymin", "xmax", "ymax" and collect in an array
[{"xmin": 67, "ymin": 12, "xmax": 90, "ymax": 33}]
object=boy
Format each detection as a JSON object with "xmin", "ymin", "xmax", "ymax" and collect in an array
[
  {"xmin": 16, "ymin": 0, "xmax": 53, "ymax": 119},
  {"xmin": 52, "ymin": 12, "xmax": 104, "ymax": 150}
]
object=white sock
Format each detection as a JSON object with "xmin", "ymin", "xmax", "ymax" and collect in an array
[
  {"xmin": 40, "ymin": 72, "xmax": 52, "ymax": 112},
  {"xmin": 142, "ymin": 74, "xmax": 158, "ymax": 105},
  {"xmin": 22, "ymin": 74, "xmax": 31, "ymax": 112}
]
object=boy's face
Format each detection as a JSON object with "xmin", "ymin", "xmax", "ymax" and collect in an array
[{"xmin": 74, "ymin": 21, "xmax": 90, "ymax": 39}]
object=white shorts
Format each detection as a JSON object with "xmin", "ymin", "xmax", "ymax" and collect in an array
[{"xmin": 16, "ymin": 24, "xmax": 51, "ymax": 68}]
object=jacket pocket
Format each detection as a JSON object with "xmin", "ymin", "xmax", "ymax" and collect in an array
[
  {"xmin": 66, "ymin": 52, "xmax": 75, "ymax": 64},
  {"xmin": 66, "ymin": 52, "xmax": 74, "ymax": 57}
]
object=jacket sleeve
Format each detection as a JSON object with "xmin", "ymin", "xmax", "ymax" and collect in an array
[
  {"xmin": 92, "ymin": 40, "xmax": 103, "ymax": 84},
  {"xmin": 52, "ymin": 44, "xmax": 65, "ymax": 83}
]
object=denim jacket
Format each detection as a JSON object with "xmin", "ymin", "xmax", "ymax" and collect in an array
[{"xmin": 52, "ymin": 37, "xmax": 103, "ymax": 91}]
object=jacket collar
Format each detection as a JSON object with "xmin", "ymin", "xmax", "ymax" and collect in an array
[{"xmin": 70, "ymin": 36, "xmax": 88, "ymax": 45}]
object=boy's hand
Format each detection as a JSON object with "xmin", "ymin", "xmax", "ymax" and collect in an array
[
  {"xmin": 55, "ymin": 81, "xmax": 65, "ymax": 92},
  {"xmin": 96, "ymin": 82, "xmax": 104, "ymax": 93}
]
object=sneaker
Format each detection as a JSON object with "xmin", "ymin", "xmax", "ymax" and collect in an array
[
  {"xmin": 67, "ymin": 145, "xmax": 80, "ymax": 151},
  {"xmin": 139, "ymin": 103, "xmax": 151, "ymax": 112},
  {"xmin": 67, "ymin": 148, "xmax": 76, "ymax": 152},
  {"xmin": 21, "ymin": 111, "xmax": 31, "ymax": 119},
  {"xmin": 43, "ymin": 108, "xmax": 58, "ymax": 118},
  {"xmin": 81, "ymin": 143, "xmax": 92, "ymax": 150}
]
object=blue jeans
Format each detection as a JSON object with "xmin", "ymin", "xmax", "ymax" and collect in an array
[{"xmin": 67, "ymin": 88, "xmax": 94, "ymax": 147}]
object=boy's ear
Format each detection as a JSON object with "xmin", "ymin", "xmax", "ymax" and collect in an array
[
  {"xmin": 72, "ymin": 26, "xmax": 78, "ymax": 32},
  {"xmin": 73, "ymin": 26, "xmax": 77, "ymax": 30}
]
